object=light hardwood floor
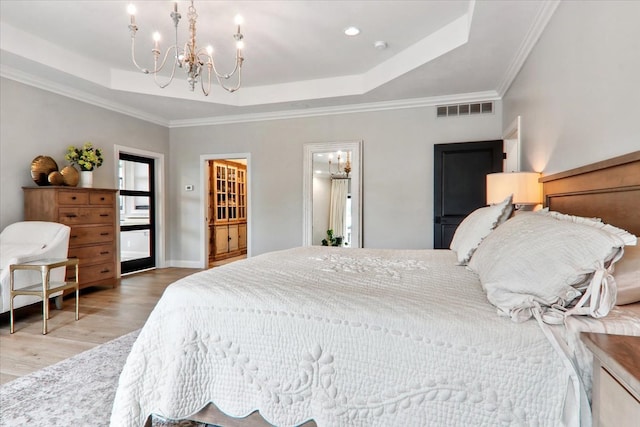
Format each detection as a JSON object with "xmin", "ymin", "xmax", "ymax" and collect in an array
[{"xmin": 0, "ymin": 267, "xmax": 199, "ymax": 385}]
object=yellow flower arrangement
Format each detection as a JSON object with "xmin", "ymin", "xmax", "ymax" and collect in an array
[{"xmin": 65, "ymin": 143, "xmax": 104, "ymax": 171}]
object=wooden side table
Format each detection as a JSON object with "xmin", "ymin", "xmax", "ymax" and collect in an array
[
  {"xmin": 581, "ymin": 332, "xmax": 640, "ymax": 427},
  {"xmin": 10, "ymin": 258, "xmax": 80, "ymax": 335}
]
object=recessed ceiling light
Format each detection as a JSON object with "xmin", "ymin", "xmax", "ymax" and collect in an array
[{"xmin": 344, "ymin": 26, "xmax": 360, "ymax": 36}]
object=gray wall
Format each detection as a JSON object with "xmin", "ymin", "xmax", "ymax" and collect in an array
[
  {"xmin": 169, "ymin": 105, "xmax": 503, "ymax": 262},
  {"xmin": 0, "ymin": 77, "xmax": 502, "ymax": 267},
  {"xmin": 503, "ymin": 0, "xmax": 640, "ymax": 174},
  {"xmin": 0, "ymin": 78, "xmax": 170, "ymax": 232}
]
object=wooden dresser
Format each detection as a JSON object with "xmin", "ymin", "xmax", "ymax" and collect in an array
[{"xmin": 23, "ymin": 186, "xmax": 119, "ymax": 289}]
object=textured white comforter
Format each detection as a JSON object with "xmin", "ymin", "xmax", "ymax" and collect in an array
[{"xmin": 111, "ymin": 247, "xmax": 577, "ymax": 426}]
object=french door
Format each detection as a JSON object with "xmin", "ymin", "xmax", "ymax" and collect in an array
[{"xmin": 119, "ymin": 153, "xmax": 155, "ymax": 274}]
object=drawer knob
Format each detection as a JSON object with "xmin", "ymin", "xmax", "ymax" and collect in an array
[
  {"xmin": 71, "ymin": 235, "xmax": 78, "ymax": 239},
  {"xmin": 99, "ymin": 214, "xmax": 109, "ymax": 217},
  {"xmin": 100, "ymin": 269, "xmax": 110, "ymax": 274},
  {"xmin": 100, "ymin": 232, "xmax": 109, "ymax": 236},
  {"xmin": 71, "ymin": 196, "xmax": 77, "ymax": 200},
  {"xmin": 100, "ymin": 251, "xmax": 109, "ymax": 255},
  {"xmin": 100, "ymin": 197, "xmax": 105, "ymax": 201}
]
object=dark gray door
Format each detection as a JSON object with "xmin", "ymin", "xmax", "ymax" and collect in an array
[{"xmin": 434, "ymin": 140, "xmax": 504, "ymax": 249}]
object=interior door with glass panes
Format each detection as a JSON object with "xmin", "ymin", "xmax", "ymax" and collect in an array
[{"xmin": 119, "ymin": 153, "xmax": 155, "ymax": 274}]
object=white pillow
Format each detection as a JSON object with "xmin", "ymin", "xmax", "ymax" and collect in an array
[
  {"xmin": 535, "ymin": 210, "xmax": 640, "ymax": 305},
  {"xmin": 614, "ymin": 245, "xmax": 640, "ymax": 305},
  {"xmin": 449, "ymin": 194, "xmax": 513, "ymax": 265},
  {"xmin": 468, "ymin": 211, "xmax": 637, "ymax": 322}
]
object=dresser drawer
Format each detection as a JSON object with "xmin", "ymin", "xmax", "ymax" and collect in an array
[
  {"xmin": 58, "ymin": 207, "xmax": 114, "ymax": 225},
  {"xmin": 67, "ymin": 262, "xmax": 115, "ymax": 283},
  {"xmin": 68, "ymin": 243, "xmax": 115, "ymax": 266},
  {"xmin": 69, "ymin": 225, "xmax": 115, "ymax": 246},
  {"xmin": 58, "ymin": 190, "xmax": 89, "ymax": 205},
  {"xmin": 90, "ymin": 192, "xmax": 115, "ymax": 205}
]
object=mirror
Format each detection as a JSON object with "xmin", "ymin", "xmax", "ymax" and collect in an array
[{"xmin": 303, "ymin": 141, "xmax": 362, "ymax": 247}]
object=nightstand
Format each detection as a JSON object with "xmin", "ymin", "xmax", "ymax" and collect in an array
[
  {"xmin": 10, "ymin": 258, "xmax": 80, "ymax": 335},
  {"xmin": 581, "ymin": 333, "xmax": 640, "ymax": 427}
]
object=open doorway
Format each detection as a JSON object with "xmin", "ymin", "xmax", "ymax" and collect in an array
[{"xmin": 206, "ymin": 157, "xmax": 248, "ymax": 268}]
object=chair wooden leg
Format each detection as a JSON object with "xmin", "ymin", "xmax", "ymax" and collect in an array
[
  {"xmin": 10, "ymin": 295, "xmax": 15, "ymax": 334},
  {"xmin": 42, "ymin": 270, "xmax": 48, "ymax": 335},
  {"xmin": 75, "ymin": 286, "xmax": 79, "ymax": 321},
  {"xmin": 10, "ymin": 270, "xmax": 15, "ymax": 334}
]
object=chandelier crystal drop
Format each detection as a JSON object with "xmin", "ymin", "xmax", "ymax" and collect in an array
[{"xmin": 127, "ymin": 1, "xmax": 244, "ymax": 96}]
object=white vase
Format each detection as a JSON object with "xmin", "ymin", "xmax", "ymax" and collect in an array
[{"xmin": 79, "ymin": 171, "xmax": 94, "ymax": 188}]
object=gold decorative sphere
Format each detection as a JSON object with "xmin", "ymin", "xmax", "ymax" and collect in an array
[
  {"xmin": 48, "ymin": 171, "xmax": 64, "ymax": 186},
  {"xmin": 30, "ymin": 156, "xmax": 58, "ymax": 186},
  {"xmin": 61, "ymin": 165, "xmax": 79, "ymax": 187}
]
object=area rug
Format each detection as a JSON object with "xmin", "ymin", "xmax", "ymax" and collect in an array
[{"xmin": 0, "ymin": 330, "xmax": 207, "ymax": 427}]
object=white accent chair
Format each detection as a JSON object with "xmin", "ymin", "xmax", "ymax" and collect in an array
[{"xmin": 0, "ymin": 221, "xmax": 71, "ymax": 314}]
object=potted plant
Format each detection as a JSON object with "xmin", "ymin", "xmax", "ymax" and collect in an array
[
  {"xmin": 65, "ymin": 143, "xmax": 103, "ymax": 187},
  {"xmin": 321, "ymin": 229, "xmax": 343, "ymax": 247}
]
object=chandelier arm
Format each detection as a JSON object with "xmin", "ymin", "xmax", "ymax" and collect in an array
[
  {"xmin": 153, "ymin": 46, "xmax": 181, "ymax": 88},
  {"xmin": 208, "ymin": 54, "xmax": 243, "ymax": 92},
  {"xmin": 156, "ymin": 45, "xmax": 180, "ymax": 74},
  {"xmin": 131, "ymin": 34, "xmax": 180, "ymax": 77},
  {"xmin": 215, "ymin": 65, "xmax": 242, "ymax": 93},
  {"xmin": 200, "ymin": 63, "xmax": 212, "ymax": 96},
  {"xmin": 216, "ymin": 61, "xmax": 242, "ymax": 93},
  {"xmin": 208, "ymin": 53, "xmax": 242, "ymax": 80},
  {"xmin": 130, "ymin": 35, "xmax": 151, "ymax": 74}
]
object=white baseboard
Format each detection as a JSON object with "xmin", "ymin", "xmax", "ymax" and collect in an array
[{"xmin": 166, "ymin": 260, "xmax": 203, "ymax": 269}]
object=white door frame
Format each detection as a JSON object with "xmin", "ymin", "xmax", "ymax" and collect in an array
[
  {"xmin": 200, "ymin": 153, "xmax": 252, "ymax": 269},
  {"xmin": 502, "ymin": 115, "xmax": 521, "ymax": 172},
  {"xmin": 113, "ymin": 145, "xmax": 167, "ymax": 273}
]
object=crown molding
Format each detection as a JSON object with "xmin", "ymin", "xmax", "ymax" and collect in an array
[
  {"xmin": 2, "ymin": 63, "xmax": 500, "ymax": 129},
  {"xmin": 496, "ymin": 0, "xmax": 561, "ymax": 97},
  {"xmin": 0, "ymin": 64, "xmax": 169, "ymax": 127},
  {"xmin": 169, "ymin": 91, "xmax": 501, "ymax": 128}
]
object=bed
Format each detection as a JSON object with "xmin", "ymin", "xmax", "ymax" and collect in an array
[{"xmin": 110, "ymin": 151, "xmax": 640, "ymax": 427}]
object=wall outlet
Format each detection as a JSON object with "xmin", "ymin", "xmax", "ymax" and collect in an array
[{"xmin": 185, "ymin": 184, "xmax": 194, "ymax": 191}]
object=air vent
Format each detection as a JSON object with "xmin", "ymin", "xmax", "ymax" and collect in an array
[{"xmin": 436, "ymin": 102, "xmax": 493, "ymax": 118}]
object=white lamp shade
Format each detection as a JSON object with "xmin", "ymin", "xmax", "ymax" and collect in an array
[{"xmin": 486, "ymin": 172, "xmax": 542, "ymax": 205}]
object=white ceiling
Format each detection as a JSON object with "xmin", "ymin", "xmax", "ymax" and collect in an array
[{"xmin": 0, "ymin": 0, "xmax": 558, "ymax": 126}]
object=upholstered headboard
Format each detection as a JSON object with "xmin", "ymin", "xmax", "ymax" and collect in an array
[{"xmin": 540, "ymin": 151, "xmax": 640, "ymax": 236}]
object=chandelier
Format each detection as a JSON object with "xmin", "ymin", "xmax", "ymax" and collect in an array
[
  {"xmin": 329, "ymin": 151, "xmax": 351, "ymax": 178},
  {"xmin": 127, "ymin": 1, "xmax": 244, "ymax": 96}
]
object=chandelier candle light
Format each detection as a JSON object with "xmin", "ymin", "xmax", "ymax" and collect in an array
[
  {"xmin": 329, "ymin": 151, "xmax": 351, "ymax": 178},
  {"xmin": 127, "ymin": 1, "xmax": 245, "ymax": 95}
]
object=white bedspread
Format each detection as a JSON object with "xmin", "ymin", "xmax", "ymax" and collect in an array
[{"xmin": 112, "ymin": 247, "xmax": 583, "ymax": 426}]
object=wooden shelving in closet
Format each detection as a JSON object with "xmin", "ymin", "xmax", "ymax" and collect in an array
[{"xmin": 208, "ymin": 160, "xmax": 247, "ymax": 263}]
